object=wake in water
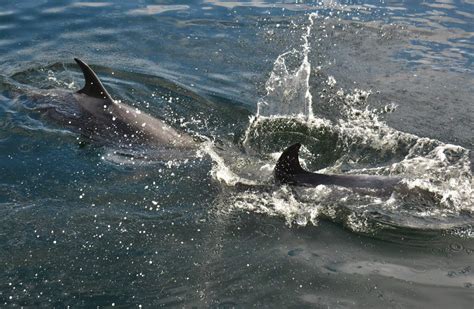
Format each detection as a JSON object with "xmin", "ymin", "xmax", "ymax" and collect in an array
[{"xmin": 210, "ymin": 13, "xmax": 473, "ymax": 237}]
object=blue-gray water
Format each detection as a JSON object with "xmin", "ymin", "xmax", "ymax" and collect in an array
[{"xmin": 1, "ymin": 0, "xmax": 473, "ymax": 307}]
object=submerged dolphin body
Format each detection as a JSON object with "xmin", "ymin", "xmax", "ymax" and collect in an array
[
  {"xmin": 274, "ymin": 143, "xmax": 401, "ymax": 189},
  {"xmin": 32, "ymin": 58, "xmax": 197, "ymax": 151}
]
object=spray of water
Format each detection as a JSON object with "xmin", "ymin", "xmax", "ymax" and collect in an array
[
  {"xmin": 256, "ymin": 13, "xmax": 316, "ymax": 120},
  {"xmin": 213, "ymin": 13, "xmax": 473, "ymax": 236}
]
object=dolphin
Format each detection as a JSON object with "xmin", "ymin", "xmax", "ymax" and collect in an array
[
  {"xmin": 274, "ymin": 143, "xmax": 401, "ymax": 189},
  {"xmin": 26, "ymin": 58, "xmax": 198, "ymax": 151}
]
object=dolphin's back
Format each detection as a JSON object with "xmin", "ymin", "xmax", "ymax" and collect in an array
[
  {"xmin": 71, "ymin": 58, "xmax": 197, "ymax": 149},
  {"xmin": 274, "ymin": 143, "xmax": 401, "ymax": 190},
  {"xmin": 291, "ymin": 172, "xmax": 401, "ymax": 189}
]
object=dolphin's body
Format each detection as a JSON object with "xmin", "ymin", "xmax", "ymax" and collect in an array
[
  {"xmin": 29, "ymin": 58, "xmax": 197, "ymax": 151},
  {"xmin": 274, "ymin": 143, "xmax": 401, "ymax": 189}
]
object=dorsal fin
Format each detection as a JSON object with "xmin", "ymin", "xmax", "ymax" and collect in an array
[
  {"xmin": 274, "ymin": 143, "xmax": 305, "ymax": 183},
  {"xmin": 74, "ymin": 58, "xmax": 113, "ymax": 102}
]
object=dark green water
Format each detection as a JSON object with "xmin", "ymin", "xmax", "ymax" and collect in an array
[{"xmin": 0, "ymin": 1, "xmax": 473, "ymax": 307}]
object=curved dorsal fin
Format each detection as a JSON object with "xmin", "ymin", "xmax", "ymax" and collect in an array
[
  {"xmin": 274, "ymin": 143, "xmax": 305, "ymax": 183},
  {"xmin": 74, "ymin": 58, "xmax": 113, "ymax": 102}
]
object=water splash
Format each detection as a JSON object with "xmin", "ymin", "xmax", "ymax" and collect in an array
[
  {"xmin": 215, "ymin": 13, "xmax": 474, "ymax": 237},
  {"xmin": 256, "ymin": 13, "xmax": 316, "ymax": 120}
]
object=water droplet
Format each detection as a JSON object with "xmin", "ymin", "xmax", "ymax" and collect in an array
[{"xmin": 450, "ymin": 243, "xmax": 464, "ymax": 252}]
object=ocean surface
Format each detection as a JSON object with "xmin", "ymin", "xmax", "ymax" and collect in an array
[{"xmin": 0, "ymin": 0, "xmax": 473, "ymax": 307}]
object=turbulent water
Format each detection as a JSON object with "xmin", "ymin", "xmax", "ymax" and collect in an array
[{"xmin": 0, "ymin": 0, "xmax": 473, "ymax": 307}]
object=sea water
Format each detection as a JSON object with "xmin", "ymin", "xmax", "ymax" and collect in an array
[{"xmin": 0, "ymin": 1, "xmax": 473, "ymax": 307}]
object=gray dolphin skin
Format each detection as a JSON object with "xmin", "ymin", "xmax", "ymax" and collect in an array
[
  {"xmin": 71, "ymin": 58, "xmax": 197, "ymax": 149},
  {"xmin": 274, "ymin": 143, "xmax": 401, "ymax": 189},
  {"xmin": 35, "ymin": 58, "xmax": 198, "ymax": 150}
]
